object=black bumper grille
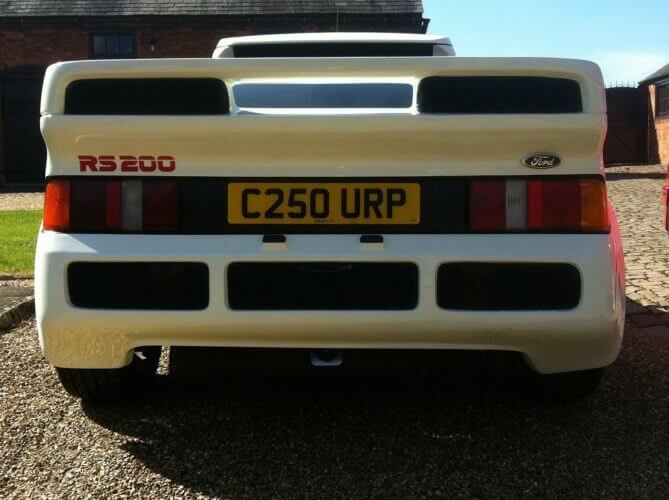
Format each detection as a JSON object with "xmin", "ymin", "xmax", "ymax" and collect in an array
[
  {"xmin": 437, "ymin": 263, "xmax": 581, "ymax": 310},
  {"xmin": 68, "ymin": 262, "xmax": 209, "ymax": 310},
  {"xmin": 227, "ymin": 262, "xmax": 419, "ymax": 310}
]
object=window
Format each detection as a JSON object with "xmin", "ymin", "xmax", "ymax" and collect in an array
[
  {"xmin": 233, "ymin": 83, "xmax": 414, "ymax": 108},
  {"xmin": 657, "ymin": 81, "xmax": 669, "ymax": 118},
  {"xmin": 90, "ymin": 32, "xmax": 136, "ymax": 59},
  {"xmin": 233, "ymin": 43, "xmax": 434, "ymax": 58}
]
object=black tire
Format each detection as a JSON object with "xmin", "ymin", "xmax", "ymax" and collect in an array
[
  {"xmin": 55, "ymin": 346, "xmax": 161, "ymax": 401},
  {"xmin": 507, "ymin": 353, "xmax": 605, "ymax": 400}
]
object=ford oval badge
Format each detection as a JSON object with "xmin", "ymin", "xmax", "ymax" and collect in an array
[{"xmin": 522, "ymin": 153, "xmax": 562, "ymax": 169}]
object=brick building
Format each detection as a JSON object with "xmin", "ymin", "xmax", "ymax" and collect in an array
[
  {"xmin": 640, "ymin": 63, "xmax": 669, "ymax": 166},
  {"xmin": 0, "ymin": 0, "xmax": 428, "ymax": 184}
]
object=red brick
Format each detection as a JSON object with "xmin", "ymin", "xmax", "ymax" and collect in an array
[
  {"xmin": 647, "ymin": 84, "xmax": 669, "ymax": 166},
  {"xmin": 0, "ymin": 14, "xmax": 426, "ymax": 184}
]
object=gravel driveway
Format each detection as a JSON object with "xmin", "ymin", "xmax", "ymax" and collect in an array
[
  {"xmin": 1, "ymin": 165, "xmax": 667, "ymax": 497},
  {"xmin": 0, "ymin": 192, "xmax": 43, "ymax": 211},
  {"xmin": 1, "ymin": 319, "xmax": 667, "ymax": 498}
]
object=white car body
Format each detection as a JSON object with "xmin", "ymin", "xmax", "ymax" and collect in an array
[
  {"xmin": 213, "ymin": 32, "xmax": 456, "ymax": 58},
  {"xmin": 35, "ymin": 34, "xmax": 625, "ymax": 375}
]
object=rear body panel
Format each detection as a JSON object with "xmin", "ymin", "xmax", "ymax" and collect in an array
[
  {"xmin": 36, "ymin": 54, "xmax": 625, "ymax": 373},
  {"xmin": 36, "ymin": 232, "xmax": 624, "ymax": 373},
  {"xmin": 41, "ymin": 57, "xmax": 606, "ymax": 179}
]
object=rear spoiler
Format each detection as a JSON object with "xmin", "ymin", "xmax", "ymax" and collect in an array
[
  {"xmin": 40, "ymin": 57, "xmax": 607, "ymax": 179},
  {"xmin": 41, "ymin": 57, "xmax": 606, "ymax": 115}
]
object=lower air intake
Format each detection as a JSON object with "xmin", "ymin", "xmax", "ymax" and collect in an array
[
  {"xmin": 437, "ymin": 263, "xmax": 581, "ymax": 310},
  {"xmin": 68, "ymin": 262, "xmax": 209, "ymax": 310},
  {"xmin": 227, "ymin": 262, "xmax": 418, "ymax": 310}
]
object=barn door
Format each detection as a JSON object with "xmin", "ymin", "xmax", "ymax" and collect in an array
[
  {"xmin": 1, "ymin": 65, "xmax": 47, "ymax": 183},
  {"xmin": 604, "ymin": 87, "xmax": 649, "ymax": 166}
]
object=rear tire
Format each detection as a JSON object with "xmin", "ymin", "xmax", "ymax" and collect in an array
[
  {"xmin": 507, "ymin": 353, "xmax": 604, "ymax": 400},
  {"xmin": 55, "ymin": 346, "xmax": 161, "ymax": 401}
]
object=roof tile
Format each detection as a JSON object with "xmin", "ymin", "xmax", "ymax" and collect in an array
[
  {"xmin": 640, "ymin": 63, "xmax": 669, "ymax": 84},
  {"xmin": 0, "ymin": 0, "xmax": 424, "ymax": 17}
]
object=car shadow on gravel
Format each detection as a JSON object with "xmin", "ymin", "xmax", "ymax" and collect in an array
[{"xmin": 80, "ymin": 337, "xmax": 668, "ymax": 498}]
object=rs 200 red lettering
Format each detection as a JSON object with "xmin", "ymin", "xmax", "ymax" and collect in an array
[{"xmin": 78, "ymin": 155, "xmax": 176, "ymax": 173}]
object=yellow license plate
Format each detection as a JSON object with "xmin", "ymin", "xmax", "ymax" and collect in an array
[{"xmin": 228, "ymin": 182, "xmax": 420, "ymax": 224}]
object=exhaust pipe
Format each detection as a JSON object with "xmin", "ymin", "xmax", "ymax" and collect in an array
[{"xmin": 310, "ymin": 349, "xmax": 343, "ymax": 367}]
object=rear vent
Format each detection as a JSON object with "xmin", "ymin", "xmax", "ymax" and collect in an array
[
  {"xmin": 64, "ymin": 78, "xmax": 229, "ymax": 115},
  {"xmin": 227, "ymin": 262, "xmax": 419, "ymax": 310},
  {"xmin": 437, "ymin": 263, "xmax": 581, "ymax": 310},
  {"xmin": 418, "ymin": 77, "xmax": 582, "ymax": 114},
  {"xmin": 233, "ymin": 43, "xmax": 434, "ymax": 58},
  {"xmin": 68, "ymin": 262, "xmax": 209, "ymax": 310}
]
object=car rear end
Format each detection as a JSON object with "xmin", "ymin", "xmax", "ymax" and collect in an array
[{"xmin": 35, "ymin": 54, "xmax": 625, "ymax": 397}]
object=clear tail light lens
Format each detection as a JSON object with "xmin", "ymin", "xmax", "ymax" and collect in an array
[
  {"xmin": 121, "ymin": 180, "xmax": 143, "ymax": 231},
  {"xmin": 505, "ymin": 180, "xmax": 527, "ymax": 231}
]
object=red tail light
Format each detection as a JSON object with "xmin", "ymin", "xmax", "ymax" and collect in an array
[
  {"xmin": 470, "ymin": 181, "xmax": 506, "ymax": 231},
  {"xmin": 539, "ymin": 180, "xmax": 580, "ymax": 230},
  {"xmin": 142, "ymin": 182, "xmax": 178, "ymax": 231},
  {"xmin": 44, "ymin": 179, "xmax": 179, "ymax": 233},
  {"xmin": 44, "ymin": 180, "xmax": 70, "ymax": 231},
  {"xmin": 105, "ymin": 181, "xmax": 122, "ymax": 229},
  {"xmin": 470, "ymin": 177, "xmax": 609, "ymax": 233},
  {"xmin": 527, "ymin": 180, "xmax": 543, "ymax": 230},
  {"xmin": 44, "ymin": 176, "xmax": 608, "ymax": 234}
]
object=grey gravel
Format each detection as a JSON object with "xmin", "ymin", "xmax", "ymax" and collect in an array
[
  {"xmin": 0, "ymin": 192, "xmax": 43, "ymax": 211},
  {"xmin": 1, "ymin": 166, "xmax": 667, "ymax": 497},
  {"xmin": 607, "ymin": 165, "xmax": 669, "ymax": 311},
  {"xmin": 0, "ymin": 319, "xmax": 667, "ymax": 498}
]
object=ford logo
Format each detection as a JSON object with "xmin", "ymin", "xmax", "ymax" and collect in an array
[{"xmin": 521, "ymin": 153, "xmax": 562, "ymax": 169}]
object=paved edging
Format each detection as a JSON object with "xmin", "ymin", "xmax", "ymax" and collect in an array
[
  {"xmin": 0, "ymin": 274, "xmax": 34, "ymax": 281},
  {"xmin": 0, "ymin": 297, "xmax": 35, "ymax": 331}
]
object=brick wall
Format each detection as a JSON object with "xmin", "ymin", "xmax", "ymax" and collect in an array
[
  {"xmin": 0, "ymin": 13, "xmax": 426, "ymax": 184},
  {"xmin": 648, "ymin": 84, "xmax": 669, "ymax": 166}
]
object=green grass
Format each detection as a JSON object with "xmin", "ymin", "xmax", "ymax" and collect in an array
[{"xmin": 0, "ymin": 210, "xmax": 42, "ymax": 274}]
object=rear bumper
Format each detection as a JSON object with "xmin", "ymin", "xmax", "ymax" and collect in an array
[{"xmin": 35, "ymin": 232, "xmax": 625, "ymax": 373}]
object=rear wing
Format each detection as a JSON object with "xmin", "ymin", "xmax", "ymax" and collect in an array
[
  {"xmin": 42, "ymin": 57, "xmax": 605, "ymax": 114},
  {"xmin": 40, "ymin": 57, "xmax": 607, "ymax": 178},
  {"xmin": 212, "ymin": 33, "xmax": 456, "ymax": 57}
]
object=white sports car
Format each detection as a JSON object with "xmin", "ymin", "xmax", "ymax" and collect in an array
[{"xmin": 35, "ymin": 33, "xmax": 625, "ymax": 400}]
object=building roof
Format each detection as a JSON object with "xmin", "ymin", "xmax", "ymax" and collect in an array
[
  {"xmin": 0, "ymin": 0, "xmax": 424, "ymax": 17},
  {"xmin": 640, "ymin": 63, "xmax": 669, "ymax": 85}
]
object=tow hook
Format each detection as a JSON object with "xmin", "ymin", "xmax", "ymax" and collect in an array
[{"xmin": 310, "ymin": 350, "xmax": 343, "ymax": 367}]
